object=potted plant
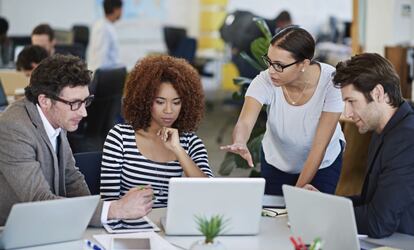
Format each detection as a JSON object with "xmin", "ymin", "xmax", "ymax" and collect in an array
[
  {"xmin": 189, "ymin": 215, "xmax": 227, "ymax": 250},
  {"xmin": 219, "ymin": 18, "xmax": 272, "ymax": 176}
]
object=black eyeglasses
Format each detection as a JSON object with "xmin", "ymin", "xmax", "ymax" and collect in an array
[
  {"xmin": 49, "ymin": 95, "xmax": 94, "ymax": 111},
  {"xmin": 262, "ymin": 55, "xmax": 300, "ymax": 73}
]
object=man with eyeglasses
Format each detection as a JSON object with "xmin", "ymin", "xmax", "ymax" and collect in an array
[{"xmin": 0, "ymin": 54, "xmax": 153, "ymax": 227}]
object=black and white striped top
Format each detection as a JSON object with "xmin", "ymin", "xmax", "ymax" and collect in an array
[{"xmin": 100, "ymin": 124, "xmax": 213, "ymax": 207}]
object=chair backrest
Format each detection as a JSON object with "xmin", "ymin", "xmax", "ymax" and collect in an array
[
  {"xmin": 74, "ymin": 151, "xmax": 103, "ymax": 195},
  {"xmin": 173, "ymin": 37, "xmax": 197, "ymax": 63},
  {"xmin": 85, "ymin": 67, "xmax": 127, "ymax": 139},
  {"xmin": 72, "ymin": 25, "xmax": 89, "ymax": 48},
  {"xmin": 163, "ymin": 26, "xmax": 187, "ymax": 55},
  {"xmin": 55, "ymin": 43, "xmax": 86, "ymax": 60}
]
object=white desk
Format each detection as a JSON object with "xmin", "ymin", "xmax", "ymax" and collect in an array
[{"xmin": 20, "ymin": 207, "xmax": 414, "ymax": 250}]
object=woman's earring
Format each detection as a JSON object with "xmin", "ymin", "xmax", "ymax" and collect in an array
[{"xmin": 301, "ymin": 68, "xmax": 305, "ymax": 72}]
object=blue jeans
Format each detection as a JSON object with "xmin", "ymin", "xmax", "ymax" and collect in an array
[{"xmin": 260, "ymin": 142, "xmax": 343, "ymax": 196}]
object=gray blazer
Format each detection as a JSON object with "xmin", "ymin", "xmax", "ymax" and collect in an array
[{"xmin": 0, "ymin": 98, "xmax": 102, "ymax": 226}]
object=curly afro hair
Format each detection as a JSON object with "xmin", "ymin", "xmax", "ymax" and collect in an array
[{"xmin": 123, "ymin": 55, "xmax": 205, "ymax": 133}]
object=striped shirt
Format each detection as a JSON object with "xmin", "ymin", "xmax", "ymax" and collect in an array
[{"xmin": 100, "ymin": 124, "xmax": 213, "ymax": 208}]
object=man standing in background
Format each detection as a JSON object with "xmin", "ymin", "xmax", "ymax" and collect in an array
[
  {"xmin": 31, "ymin": 24, "xmax": 56, "ymax": 56},
  {"xmin": 87, "ymin": 0, "xmax": 123, "ymax": 71}
]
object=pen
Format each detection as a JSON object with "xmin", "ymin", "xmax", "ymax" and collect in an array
[
  {"xmin": 85, "ymin": 239, "xmax": 103, "ymax": 250},
  {"xmin": 136, "ymin": 185, "xmax": 158, "ymax": 199}
]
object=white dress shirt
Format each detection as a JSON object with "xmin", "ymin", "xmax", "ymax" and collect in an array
[
  {"xmin": 87, "ymin": 18, "xmax": 121, "ymax": 71},
  {"xmin": 36, "ymin": 104, "xmax": 61, "ymax": 152},
  {"xmin": 37, "ymin": 104, "xmax": 112, "ymax": 223}
]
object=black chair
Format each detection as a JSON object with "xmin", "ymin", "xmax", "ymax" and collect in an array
[
  {"xmin": 55, "ymin": 43, "xmax": 86, "ymax": 60},
  {"xmin": 74, "ymin": 151, "xmax": 102, "ymax": 195},
  {"xmin": 163, "ymin": 27, "xmax": 187, "ymax": 56},
  {"xmin": 72, "ymin": 25, "xmax": 89, "ymax": 49},
  {"xmin": 163, "ymin": 26, "xmax": 213, "ymax": 77},
  {"xmin": 68, "ymin": 67, "xmax": 127, "ymax": 153}
]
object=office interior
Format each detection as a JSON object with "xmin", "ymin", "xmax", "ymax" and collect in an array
[
  {"xmin": 2, "ymin": 0, "xmax": 413, "ymax": 182},
  {"xmin": 0, "ymin": 0, "xmax": 414, "ymax": 249}
]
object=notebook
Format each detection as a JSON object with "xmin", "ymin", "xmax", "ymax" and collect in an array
[
  {"xmin": 0, "ymin": 195, "xmax": 99, "ymax": 249},
  {"xmin": 282, "ymin": 185, "xmax": 360, "ymax": 250},
  {"xmin": 161, "ymin": 177, "xmax": 265, "ymax": 235}
]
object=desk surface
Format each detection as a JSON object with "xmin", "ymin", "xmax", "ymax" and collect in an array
[{"xmin": 19, "ymin": 208, "xmax": 414, "ymax": 250}]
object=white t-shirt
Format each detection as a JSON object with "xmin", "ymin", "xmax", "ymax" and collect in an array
[{"xmin": 245, "ymin": 62, "xmax": 345, "ymax": 174}]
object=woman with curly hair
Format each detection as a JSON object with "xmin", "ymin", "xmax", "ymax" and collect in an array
[{"xmin": 100, "ymin": 55, "xmax": 213, "ymax": 208}]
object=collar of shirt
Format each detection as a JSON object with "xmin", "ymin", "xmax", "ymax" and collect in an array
[{"xmin": 36, "ymin": 104, "xmax": 62, "ymax": 153}]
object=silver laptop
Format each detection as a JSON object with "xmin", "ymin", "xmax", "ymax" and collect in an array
[
  {"xmin": 282, "ymin": 185, "xmax": 360, "ymax": 250},
  {"xmin": 162, "ymin": 178, "xmax": 265, "ymax": 235},
  {"xmin": 0, "ymin": 195, "xmax": 100, "ymax": 249}
]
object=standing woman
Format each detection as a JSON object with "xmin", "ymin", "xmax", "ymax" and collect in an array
[
  {"xmin": 100, "ymin": 55, "xmax": 213, "ymax": 207},
  {"xmin": 221, "ymin": 26, "xmax": 345, "ymax": 195}
]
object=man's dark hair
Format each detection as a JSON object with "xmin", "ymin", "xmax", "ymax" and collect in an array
[
  {"xmin": 333, "ymin": 53, "xmax": 403, "ymax": 108},
  {"xmin": 270, "ymin": 25, "xmax": 315, "ymax": 63},
  {"xmin": 0, "ymin": 17, "xmax": 9, "ymax": 36},
  {"xmin": 31, "ymin": 24, "xmax": 54, "ymax": 41},
  {"xmin": 25, "ymin": 54, "xmax": 91, "ymax": 104},
  {"xmin": 16, "ymin": 45, "xmax": 48, "ymax": 71},
  {"xmin": 103, "ymin": 0, "xmax": 123, "ymax": 15}
]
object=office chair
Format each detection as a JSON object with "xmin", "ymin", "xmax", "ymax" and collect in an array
[
  {"xmin": 68, "ymin": 67, "xmax": 127, "ymax": 153},
  {"xmin": 163, "ymin": 27, "xmax": 187, "ymax": 55},
  {"xmin": 163, "ymin": 26, "xmax": 213, "ymax": 78},
  {"xmin": 163, "ymin": 27, "xmax": 197, "ymax": 63},
  {"xmin": 55, "ymin": 43, "xmax": 86, "ymax": 60},
  {"xmin": 72, "ymin": 25, "xmax": 89, "ymax": 49},
  {"xmin": 74, "ymin": 151, "xmax": 102, "ymax": 195}
]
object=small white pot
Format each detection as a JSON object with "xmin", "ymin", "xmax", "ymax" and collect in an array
[{"xmin": 189, "ymin": 240, "xmax": 226, "ymax": 250}]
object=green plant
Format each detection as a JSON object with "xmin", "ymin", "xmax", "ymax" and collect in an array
[
  {"xmin": 194, "ymin": 215, "xmax": 227, "ymax": 244},
  {"xmin": 219, "ymin": 18, "xmax": 271, "ymax": 176}
]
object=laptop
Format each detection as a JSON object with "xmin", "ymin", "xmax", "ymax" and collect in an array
[
  {"xmin": 282, "ymin": 185, "xmax": 360, "ymax": 250},
  {"xmin": 0, "ymin": 195, "xmax": 100, "ymax": 249},
  {"xmin": 0, "ymin": 80, "xmax": 8, "ymax": 111},
  {"xmin": 161, "ymin": 178, "xmax": 265, "ymax": 235}
]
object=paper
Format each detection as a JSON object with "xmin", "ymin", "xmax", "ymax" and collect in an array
[
  {"xmin": 103, "ymin": 216, "xmax": 161, "ymax": 234},
  {"xmin": 93, "ymin": 232, "xmax": 178, "ymax": 250}
]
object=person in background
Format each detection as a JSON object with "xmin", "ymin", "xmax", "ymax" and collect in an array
[
  {"xmin": 16, "ymin": 45, "xmax": 48, "ymax": 77},
  {"xmin": 0, "ymin": 16, "xmax": 12, "ymax": 67},
  {"xmin": 221, "ymin": 26, "xmax": 345, "ymax": 196},
  {"xmin": 304, "ymin": 53, "xmax": 414, "ymax": 238},
  {"xmin": 87, "ymin": 0, "xmax": 123, "ymax": 71},
  {"xmin": 272, "ymin": 10, "xmax": 292, "ymax": 35},
  {"xmin": 100, "ymin": 55, "xmax": 213, "ymax": 207},
  {"xmin": 0, "ymin": 54, "xmax": 153, "ymax": 227},
  {"xmin": 31, "ymin": 23, "xmax": 56, "ymax": 56}
]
